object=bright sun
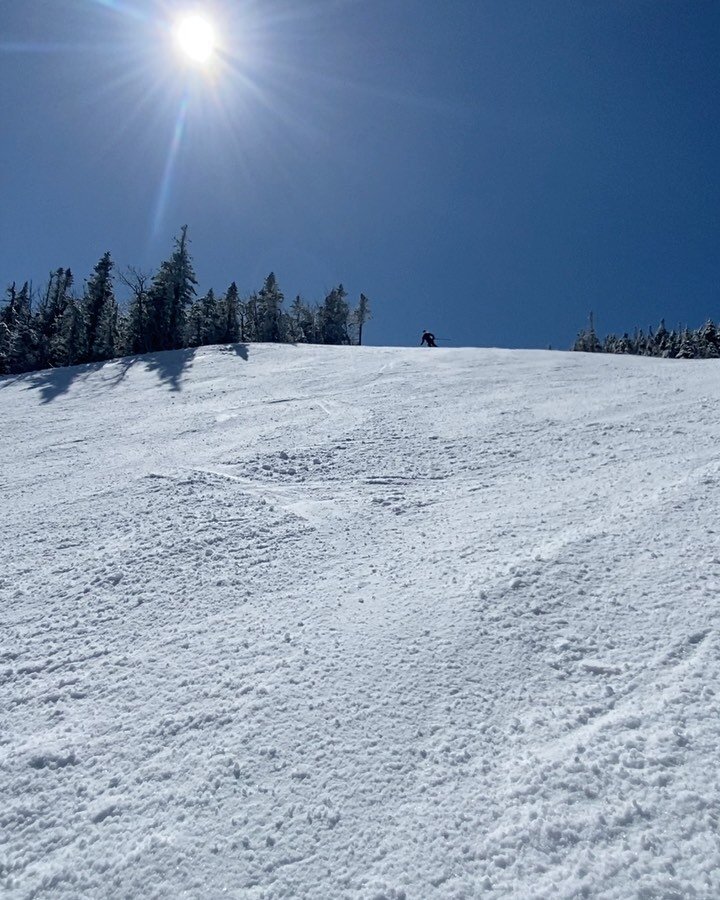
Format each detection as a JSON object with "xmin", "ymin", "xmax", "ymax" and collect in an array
[{"xmin": 175, "ymin": 14, "xmax": 216, "ymax": 64}]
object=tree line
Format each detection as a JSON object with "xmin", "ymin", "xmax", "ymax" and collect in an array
[
  {"xmin": 573, "ymin": 313, "xmax": 720, "ymax": 359},
  {"xmin": 0, "ymin": 226, "xmax": 372, "ymax": 376}
]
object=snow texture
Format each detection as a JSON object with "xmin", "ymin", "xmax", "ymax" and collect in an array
[{"xmin": 1, "ymin": 344, "xmax": 719, "ymax": 899}]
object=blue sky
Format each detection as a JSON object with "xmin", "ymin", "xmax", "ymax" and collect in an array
[{"xmin": 1, "ymin": 0, "xmax": 718, "ymax": 348}]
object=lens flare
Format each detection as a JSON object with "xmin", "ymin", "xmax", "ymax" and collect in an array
[{"xmin": 152, "ymin": 96, "xmax": 189, "ymax": 237}]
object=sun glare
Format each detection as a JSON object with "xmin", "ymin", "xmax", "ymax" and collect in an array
[{"xmin": 175, "ymin": 14, "xmax": 216, "ymax": 64}]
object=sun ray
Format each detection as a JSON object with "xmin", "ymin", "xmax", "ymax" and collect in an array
[
  {"xmin": 152, "ymin": 95, "xmax": 189, "ymax": 238},
  {"xmin": 79, "ymin": 71, "xmax": 177, "ymax": 158},
  {"xmin": 88, "ymin": 0, "xmax": 148, "ymax": 22},
  {"xmin": 0, "ymin": 41, "xmax": 122, "ymax": 54}
]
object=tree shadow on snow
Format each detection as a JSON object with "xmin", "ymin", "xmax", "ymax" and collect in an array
[
  {"xmin": 143, "ymin": 348, "xmax": 197, "ymax": 392},
  {"xmin": 4, "ymin": 343, "xmax": 250, "ymax": 402},
  {"xmin": 14, "ymin": 351, "xmax": 195, "ymax": 402},
  {"xmin": 0, "ymin": 373, "xmax": 25, "ymax": 391},
  {"xmin": 217, "ymin": 342, "xmax": 249, "ymax": 361},
  {"xmin": 25, "ymin": 364, "xmax": 97, "ymax": 404},
  {"xmin": 102, "ymin": 355, "xmax": 137, "ymax": 388}
]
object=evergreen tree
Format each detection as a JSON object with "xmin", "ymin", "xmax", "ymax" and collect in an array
[
  {"xmin": 200, "ymin": 288, "xmax": 221, "ymax": 345},
  {"xmin": 37, "ymin": 268, "xmax": 74, "ymax": 367},
  {"xmin": 352, "ymin": 293, "xmax": 371, "ymax": 345},
  {"xmin": 186, "ymin": 289, "xmax": 224, "ymax": 346},
  {"xmin": 573, "ymin": 312, "xmax": 601, "ymax": 353},
  {"xmin": 83, "ymin": 251, "xmax": 116, "ymax": 361},
  {"xmin": 94, "ymin": 292, "xmax": 119, "ymax": 360},
  {"xmin": 319, "ymin": 284, "xmax": 350, "ymax": 344},
  {"xmin": 601, "ymin": 333, "xmax": 617, "ymax": 353},
  {"xmin": 220, "ymin": 282, "xmax": 241, "ymax": 343},
  {"xmin": 120, "ymin": 267, "xmax": 152, "ymax": 355},
  {"xmin": 0, "ymin": 321, "xmax": 9, "ymax": 375},
  {"xmin": 676, "ymin": 327, "xmax": 697, "ymax": 359},
  {"xmin": 634, "ymin": 327, "xmax": 648, "ymax": 356},
  {"xmin": 240, "ymin": 291, "xmax": 260, "ymax": 342},
  {"xmin": 257, "ymin": 272, "xmax": 285, "ymax": 342},
  {"xmin": 0, "ymin": 283, "xmax": 19, "ymax": 374},
  {"xmin": 654, "ymin": 319, "xmax": 670, "ymax": 356},
  {"xmin": 572, "ymin": 328, "xmax": 589, "ymax": 352},
  {"xmin": 288, "ymin": 295, "xmax": 314, "ymax": 343},
  {"xmin": 698, "ymin": 320, "xmax": 719, "ymax": 358},
  {"xmin": 586, "ymin": 312, "xmax": 602, "ymax": 352},
  {"xmin": 9, "ymin": 282, "xmax": 36, "ymax": 373},
  {"xmin": 186, "ymin": 299, "xmax": 204, "ymax": 347},
  {"xmin": 148, "ymin": 226, "xmax": 197, "ymax": 350},
  {"xmin": 52, "ymin": 295, "xmax": 86, "ymax": 367},
  {"xmin": 617, "ymin": 332, "xmax": 634, "ymax": 354}
]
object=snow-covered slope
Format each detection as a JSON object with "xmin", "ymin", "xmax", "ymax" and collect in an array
[{"xmin": 2, "ymin": 344, "xmax": 719, "ymax": 899}]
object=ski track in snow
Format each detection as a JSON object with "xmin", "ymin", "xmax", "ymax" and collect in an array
[{"xmin": 1, "ymin": 345, "xmax": 720, "ymax": 899}]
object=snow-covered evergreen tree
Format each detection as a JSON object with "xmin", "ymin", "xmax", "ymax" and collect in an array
[
  {"xmin": 37, "ymin": 268, "xmax": 74, "ymax": 368},
  {"xmin": 573, "ymin": 313, "xmax": 602, "ymax": 353},
  {"xmin": 148, "ymin": 226, "xmax": 197, "ymax": 351},
  {"xmin": 83, "ymin": 252, "xmax": 117, "ymax": 362},
  {"xmin": 319, "ymin": 284, "xmax": 350, "ymax": 345},
  {"xmin": 257, "ymin": 273, "xmax": 285, "ymax": 342},
  {"xmin": 676, "ymin": 327, "xmax": 697, "ymax": 359},
  {"xmin": 0, "ymin": 283, "xmax": 20, "ymax": 374},
  {"xmin": 654, "ymin": 319, "xmax": 670, "ymax": 356},
  {"xmin": 120, "ymin": 268, "xmax": 152, "ymax": 355},
  {"xmin": 240, "ymin": 292, "xmax": 260, "ymax": 342},
  {"xmin": 94, "ymin": 293, "xmax": 119, "ymax": 361},
  {"xmin": 697, "ymin": 320, "xmax": 719, "ymax": 358},
  {"xmin": 205, "ymin": 289, "xmax": 223, "ymax": 344},
  {"xmin": 186, "ymin": 299, "xmax": 204, "ymax": 347},
  {"xmin": 51, "ymin": 295, "xmax": 86, "ymax": 367},
  {"xmin": 352, "ymin": 293, "xmax": 372, "ymax": 345},
  {"xmin": 220, "ymin": 282, "xmax": 241, "ymax": 343},
  {"xmin": 287, "ymin": 295, "xmax": 314, "ymax": 343},
  {"xmin": 11, "ymin": 282, "xmax": 36, "ymax": 373}
]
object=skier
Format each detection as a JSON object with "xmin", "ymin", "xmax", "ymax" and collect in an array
[{"xmin": 420, "ymin": 330, "xmax": 437, "ymax": 347}]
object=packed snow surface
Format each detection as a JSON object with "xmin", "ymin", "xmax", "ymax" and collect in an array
[{"xmin": 1, "ymin": 344, "xmax": 719, "ymax": 899}]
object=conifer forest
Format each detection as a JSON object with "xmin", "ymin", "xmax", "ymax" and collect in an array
[
  {"xmin": 0, "ymin": 227, "xmax": 372, "ymax": 376},
  {"xmin": 573, "ymin": 314, "xmax": 720, "ymax": 359}
]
